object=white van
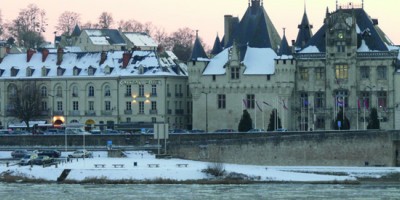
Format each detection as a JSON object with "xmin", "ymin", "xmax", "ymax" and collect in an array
[{"xmin": 65, "ymin": 128, "xmax": 91, "ymax": 135}]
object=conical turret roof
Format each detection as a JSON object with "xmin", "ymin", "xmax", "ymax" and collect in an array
[{"xmin": 189, "ymin": 31, "xmax": 208, "ymax": 61}]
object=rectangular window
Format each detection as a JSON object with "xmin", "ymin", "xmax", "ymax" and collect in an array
[
  {"xmin": 73, "ymin": 101, "xmax": 79, "ymax": 111},
  {"xmin": 105, "ymin": 101, "xmax": 111, "ymax": 111},
  {"xmin": 337, "ymin": 41, "xmax": 345, "ymax": 52},
  {"xmin": 152, "ymin": 117, "xmax": 157, "ymax": 123},
  {"xmin": 231, "ymin": 68, "xmax": 240, "ymax": 79},
  {"xmin": 57, "ymin": 101, "xmax": 63, "ymax": 111},
  {"xmin": 151, "ymin": 84, "xmax": 157, "ymax": 96},
  {"xmin": 41, "ymin": 101, "xmax": 47, "ymax": 111},
  {"xmin": 315, "ymin": 68, "xmax": 324, "ymax": 80},
  {"xmin": 138, "ymin": 85, "xmax": 144, "ymax": 97},
  {"xmin": 378, "ymin": 91, "xmax": 387, "ymax": 109},
  {"xmin": 335, "ymin": 64, "xmax": 348, "ymax": 80},
  {"xmin": 212, "ymin": 75, "xmax": 216, "ymax": 81},
  {"xmin": 126, "ymin": 102, "xmax": 132, "ymax": 111},
  {"xmin": 89, "ymin": 101, "xmax": 94, "ymax": 111},
  {"xmin": 377, "ymin": 66, "xmax": 387, "ymax": 79},
  {"xmin": 314, "ymin": 93, "xmax": 324, "ymax": 108},
  {"xmin": 246, "ymin": 94, "xmax": 255, "ymax": 109},
  {"xmin": 300, "ymin": 68, "xmax": 309, "ymax": 80},
  {"xmin": 218, "ymin": 94, "xmax": 226, "ymax": 109},
  {"xmin": 316, "ymin": 117, "xmax": 325, "ymax": 129},
  {"xmin": 300, "ymin": 93, "xmax": 308, "ymax": 108},
  {"xmin": 151, "ymin": 101, "xmax": 157, "ymax": 110},
  {"xmin": 139, "ymin": 102, "xmax": 144, "ymax": 114},
  {"xmin": 126, "ymin": 85, "xmax": 131, "ymax": 96},
  {"xmin": 360, "ymin": 66, "xmax": 369, "ymax": 79}
]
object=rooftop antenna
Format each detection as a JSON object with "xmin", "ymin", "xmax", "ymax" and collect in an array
[
  {"xmin": 336, "ymin": 0, "xmax": 338, "ymax": 10},
  {"xmin": 248, "ymin": 0, "xmax": 251, "ymax": 7},
  {"xmin": 362, "ymin": 0, "xmax": 364, "ymax": 8},
  {"xmin": 261, "ymin": 0, "xmax": 263, "ymax": 6}
]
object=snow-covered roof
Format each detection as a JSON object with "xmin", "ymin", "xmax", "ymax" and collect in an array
[
  {"xmin": 0, "ymin": 50, "xmax": 187, "ymax": 79},
  {"xmin": 83, "ymin": 29, "xmax": 126, "ymax": 46},
  {"xmin": 123, "ymin": 32, "xmax": 158, "ymax": 48},
  {"xmin": 203, "ymin": 46, "xmax": 277, "ymax": 75},
  {"xmin": 300, "ymin": 45, "xmax": 320, "ymax": 53},
  {"xmin": 243, "ymin": 47, "xmax": 276, "ymax": 75}
]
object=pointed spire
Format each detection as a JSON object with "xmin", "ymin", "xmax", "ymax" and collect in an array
[
  {"xmin": 295, "ymin": 8, "xmax": 313, "ymax": 50},
  {"xmin": 278, "ymin": 28, "xmax": 292, "ymax": 56},
  {"xmin": 211, "ymin": 34, "xmax": 223, "ymax": 55},
  {"xmin": 189, "ymin": 30, "xmax": 208, "ymax": 61},
  {"xmin": 71, "ymin": 24, "xmax": 81, "ymax": 37}
]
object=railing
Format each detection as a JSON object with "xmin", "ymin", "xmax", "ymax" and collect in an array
[
  {"xmin": 124, "ymin": 110, "xmax": 132, "ymax": 114},
  {"xmin": 69, "ymin": 110, "xmax": 80, "ymax": 116},
  {"xmin": 149, "ymin": 109, "xmax": 158, "ymax": 114},
  {"xmin": 53, "ymin": 110, "xmax": 64, "ymax": 115},
  {"xmin": 102, "ymin": 111, "xmax": 113, "ymax": 116},
  {"xmin": 85, "ymin": 110, "xmax": 96, "ymax": 116}
]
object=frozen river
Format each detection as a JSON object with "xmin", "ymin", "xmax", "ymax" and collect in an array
[{"xmin": 1, "ymin": 182, "xmax": 400, "ymax": 200}]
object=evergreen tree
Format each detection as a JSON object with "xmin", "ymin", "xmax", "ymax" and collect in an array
[
  {"xmin": 367, "ymin": 108, "xmax": 380, "ymax": 129},
  {"xmin": 238, "ymin": 110, "xmax": 252, "ymax": 132},
  {"xmin": 333, "ymin": 108, "xmax": 350, "ymax": 130},
  {"xmin": 267, "ymin": 109, "xmax": 282, "ymax": 131}
]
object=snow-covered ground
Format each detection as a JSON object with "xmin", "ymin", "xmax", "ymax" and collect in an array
[{"xmin": 0, "ymin": 151, "xmax": 399, "ymax": 183}]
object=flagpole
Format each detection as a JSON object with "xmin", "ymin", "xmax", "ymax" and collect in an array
[
  {"xmin": 357, "ymin": 98, "xmax": 359, "ymax": 130},
  {"xmin": 262, "ymin": 99, "xmax": 265, "ymax": 130},
  {"xmin": 363, "ymin": 98, "xmax": 366, "ymax": 130},
  {"xmin": 254, "ymin": 98, "xmax": 257, "ymax": 129}
]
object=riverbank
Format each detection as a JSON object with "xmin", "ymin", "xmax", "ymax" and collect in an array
[{"xmin": 0, "ymin": 151, "xmax": 398, "ymax": 184}]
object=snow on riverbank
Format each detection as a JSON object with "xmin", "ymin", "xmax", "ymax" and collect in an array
[{"xmin": 0, "ymin": 151, "xmax": 398, "ymax": 183}]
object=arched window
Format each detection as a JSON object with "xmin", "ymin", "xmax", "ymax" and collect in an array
[
  {"xmin": 56, "ymin": 86, "xmax": 62, "ymax": 97},
  {"xmin": 104, "ymin": 85, "xmax": 111, "ymax": 97},
  {"xmin": 72, "ymin": 86, "xmax": 79, "ymax": 97},
  {"xmin": 40, "ymin": 86, "xmax": 47, "ymax": 97},
  {"xmin": 88, "ymin": 86, "xmax": 94, "ymax": 97}
]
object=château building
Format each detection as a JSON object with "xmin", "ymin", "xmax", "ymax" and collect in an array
[
  {"xmin": 189, "ymin": 0, "xmax": 400, "ymax": 132},
  {"xmin": 0, "ymin": 42, "xmax": 190, "ymax": 131}
]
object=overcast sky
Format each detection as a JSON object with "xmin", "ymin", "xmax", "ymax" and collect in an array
[{"xmin": 2, "ymin": 0, "xmax": 400, "ymax": 47}]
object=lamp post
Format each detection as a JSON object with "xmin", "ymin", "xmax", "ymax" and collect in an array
[{"xmin": 201, "ymin": 92, "xmax": 208, "ymax": 133}]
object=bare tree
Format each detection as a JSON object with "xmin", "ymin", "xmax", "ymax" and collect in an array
[
  {"xmin": 0, "ymin": 10, "xmax": 4, "ymax": 39},
  {"xmin": 55, "ymin": 11, "xmax": 81, "ymax": 35},
  {"xmin": 153, "ymin": 27, "xmax": 169, "ymax": 48},
  {"xmin": 81, "ymin": 21, "xmax": 100, "ymax": 29},
  {"xmin": 98, "ymin": 12, "xmax": 114, "ymax": 29},
  {"xmin": 9, "ymin": 82, "xmax": 42, "ymax": 132},
  {"xmin": 6, "ymin": 4, "xmax": 47, "ymax": 48},
  {"xmin": 167, "ymin": 27, "xmax": 195, "ymax": 61}
]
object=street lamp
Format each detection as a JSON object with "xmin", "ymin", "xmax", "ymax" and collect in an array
[{"xmin": 201, "ymin": 92, "xmax": 208, "ymax": 133}]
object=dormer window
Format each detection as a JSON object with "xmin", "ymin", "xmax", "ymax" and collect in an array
[
  {"xmin": 104, "ymin": 65, "xmax": 113, "ymax": 74},
  {"xmin": 41, "ymin": 67, "xmax": 48, "ymax": 77},
  {"xmin": 88, "ymin": 66, "xmax": 96, "ymax": 76},
  {"xmin": 57, "ymin": 67, "xmax": 65, "ymax": 76},
  {"xmin": 138, "ymin": 65, "xmax": 144, "ymax": 74},
  {"xmin": 11, "ymin": 67, "xmax": 19, "ymax": 77},
  {"xmin": 230, "ymin": 67, "xmax": 240, "ymax": 80},
  {"xmin": 26, "ymin": 67, "xmax": 34, "ymax": 77},
  {"xmin": 73, "ymin": 66, "xmax": 81, "ymax": 76}
]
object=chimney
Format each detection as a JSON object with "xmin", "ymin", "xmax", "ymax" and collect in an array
[
  {"xmin": 224, "ymin": 15, "xmax": 233, "ymax": 47},
  {"xmin": 27, "ymin": 49, "xmax": 36, "ymax": 62},
  {"xmin": 0, "ymin": 47, "xmax": 8, "ymax": 60},
  {"xmin": 122, "ymin": 51, "xmax": 132, "ymax": 68},
  {"xmin": 42, "ymin": 48, "xmax": 49, "ymax": 62},
  {"xmin": 100, "ymin": 51, "xmax": 107, "ymax": 65},
  {"xmin": 56, "ymin": 48, "xmax": 63, "ymax": 65},
  {"xmin": 6, "ymin": 47, "xmax": 10, "ymax": 54}
]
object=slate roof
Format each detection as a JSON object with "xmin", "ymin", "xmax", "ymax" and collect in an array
[
  {"xmin": 0, "ymin": 50, "xmax": 187, "ymax": 79},
  {"xmin": 295, "ymin": 11, "xmax": 313, "ymax": 50},
  {"xmin": 302, "ymin": 8, "xmax": 392, "ymax": 52},
  {"xmin": 84, "ymin": 29, "xmax": 126, "ymax": 46},
  {"xmin": 278, "ymin": 31, "xmax": 292, "ymax": 56},
  {"xmin": 189, "ymin": 32, "xmax": 208, "ymax": 61},
  {"xmin": 71, "ymin": 25, "xmax": 81, "ymax": 37},
  {"xmin": 210, "ymin": 35, "xmax": 223, "ymax": 55},
  {"xmin": 224, "ymin": 0, "xmax": 281, "ymax": 58}
]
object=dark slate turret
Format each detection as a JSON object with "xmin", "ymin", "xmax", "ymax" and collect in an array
[
  {"xmin": 278, "ymin": 29, "xmax": 292, "ymax": 56},
  {"xmin": 295, "ymin": 9, "xmax": 313, "ymax": 50},
  {"xmin": 189, "ymin": 31, "xmax": 208, "ymax": 61},
  {"xmin": 71, "ymin": 24, "xmax": 81, "ymax": 37},
  {"xmin": 225, "ymin": 0, "xmax": 281, "ymax": 56},
  {"xmin": 210, "ymin": 34, "xmax": 223, "ymax": 55}
]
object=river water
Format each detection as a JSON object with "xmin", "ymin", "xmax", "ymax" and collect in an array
[{"xmin": 1, "ymin": 183, "xmax": 400, "ymax": 200}]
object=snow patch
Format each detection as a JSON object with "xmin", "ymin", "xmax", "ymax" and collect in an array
[{"xmin": 243, "ymin": 47, "xmax": 276, "ymax": 75}]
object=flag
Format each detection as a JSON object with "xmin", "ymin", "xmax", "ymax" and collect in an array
[
  {"xmin": 364, "ymin": 99, "xmax": 369, "ymax": 109},
  {"xmin": 242, "ymin": 99, "xmax": 248, "ymax": 109},
  {"xmin": 256, "ymin": 101, "xmax": 263, "ymax": 112},
  {"xmin": 357, "ymin": 99, "xmax": 360, "ymax": 109},
  {"xmin": 337, "ymin": 97, "xmax": 344, "ymax": 107},
  {"xmin": 282, "ymin": 99, "xmax": 288, "ymax": 110},
  {"xmin": 263, "ymin": 101, "xmax": 272, "ymax": 107}
]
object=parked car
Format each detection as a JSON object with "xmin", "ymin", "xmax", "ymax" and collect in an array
[
  {"xmin": 44, "ymin": 129, "xmax": 61, "ymax": 135},
  {"xmin": 38, "ymin": 150, "xmax": 61, "ymax": 158},
  {"xmin": 32, "ymin": 155, "xmax": 53, "ymax": 165},
  {"xmin": 20, "ymin": 153, "xmax": 38, "ymax": 165},
  {"xmin": 103, "ymin": 129, "xmax": 119, "ymax": 134},
  {"xmin": 214, "ymin": 129, "xmax": 235, "ymax": 133},
  {"xmin": 68, "ymin": 149, "xmax": 93, "ymax": 158},
  {"xmin": 0, "ymin": 129, "xmax": 12, "ymax": 135},
  {"xmin": 89, "ymin": 130, "xmax": 102, "ymax": 134},
  {"xmin": 65, "ymin": 128, "xmax": 91, "ymax": 135},
  {"xmin": 189, "ymin": 129, "xmax": 205, "ymax": 133},
  {"xmin": 11, "ymin": 149, "xmax": 31, "ymax": 159},
  {"xmin": 247, "ymin": 128, "xmax": 266, "ymax": 133},
  {"xmin": 275, "ymin": 128, "xmax": 288, "ymax": 132},
  {"xmin": 169, "ymin": 129, "xmax": 188, "ymax": 134}
]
